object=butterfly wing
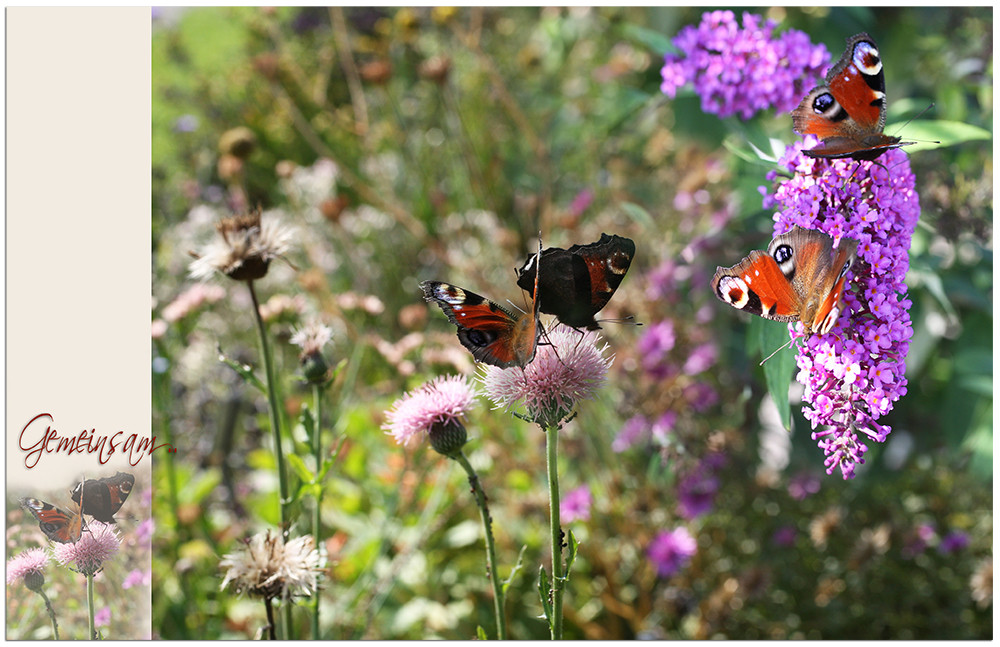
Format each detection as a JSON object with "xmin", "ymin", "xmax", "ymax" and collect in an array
[
  {"xmin": 516, "ymin": 233, "xmax": 635, "ymax": 329},
  {"xmin": 774, "ymin": 228, "xmax": 858, "ymax": 334},
  {"xmin": 712, "ymin": 250, "xmax": 802, "ymax": 324},
  {"xmin": 72, "ymin": 472, "xmax": 135, "ymax": 523},
  {"xmin": 793, "ymin": 33, "xmax": 911, "ymax": 161},
  {"xmin": 20, "ymin": 497, "xmax": 83, "ymax": 543},
  {"xmin": 421, "ymin": 280, "xmax": 538, "ymax": 368}
]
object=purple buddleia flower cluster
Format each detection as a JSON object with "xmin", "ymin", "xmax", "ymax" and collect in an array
[
  {"xmin": 660, "ymin": 10, "xmax": 829, "ymax": 120},
  {"xmin": 763, "ymin": 141, "xmax": 920, "ymax": 479}
]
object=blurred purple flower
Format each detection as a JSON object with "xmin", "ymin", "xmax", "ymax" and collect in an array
[
  {"xmin": 682, "ymin": 342, "xmax": 717, "ymax": 375},
  {"xmin": 903, "ymin": 523, "xmax": 936, "ymax": 558},
  {"xmin": 682, "ymin": 381, "xmax": 719, "ymax": 412},
  {"xmin": 481, "ymin": 326, "xmax": 611, "ymax": 428},
  {"xmin": 52, "ymin": 521, "xmax": 121, "ymax": 576},
  {"xmin": 938, "ymin": 530, "xmax": 970, "ymax": 555},
  {"xmin": 135, "ymin": 518, "xmax": 155, "ymax": 545},
  {"xmin": 382, "ymin": 375, "xmax": 476, "ymax": 447},
  {"xmin": 764, "ymin": 143, "xmax": 920, "ymax": 479},
  {"xmin": 650, "ymin": 411, "xmax": 677, "ymax": 444},
  {"xmin": 648, "ymin": 527, "xmax": 697, "ymax": 578},
  {"xmin": 788, "ymin": 472, "xmax": 822, "ymax": 501},
  {"xmin": 677, "ymin": 470, "xmax": 719, "ymax": 520},
  {"xmin": 123, "ymin": 568, "xmax": 151, "ymax": 589},
  {"xmin": 172, "ymin": 114, "xmax": 199, "ymax": 133},
  {"xmin": 95, "ymin": 605, "xmax": 111, "ymax": 627},
  {"xmin": 567, "ymin": 189, "xmax": 594, "ymax": 219},
  {"xmin": 6, "ymin": 548, "xmax": 49, "ymax": 588},
  {"xmin": 772, "ymin": 525, "xmax": 797, "ymax": 547},
  {"xmin": 660, "ymin": 10, "xmax": 829, "ymax": 120},
  {"xmin": 560, "ymin": 485, "xmax": 593, "ymax": 523},
  {"xmin": 637, "ymin": 320, "xmax": 676, "ymax": 378},
  {"xmin": 613, "ymin": 415, "xmax": 649, "ymax": 452}
]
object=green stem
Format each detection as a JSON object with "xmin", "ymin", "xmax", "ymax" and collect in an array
[
  {"xmin": 452, "ymin": 452, "xmax": 507, "ymax": 640},
  {"xmin": 86, "ymin": 573, "xmax": 96, "ymax": 640},
  {"xmin": 311, "ymin": 382, "xmax": 324, "ymax": 640},
  {"xmin": 247, "ymin": 281, "xmax": 293, "ymax": 638},
  {"xmin": 546, "ymin": 423, "xmax": 564, "ymax": 640},
  {"xmin": 37, "ymin": 590, "xmax": 59, "ymax": 640}
]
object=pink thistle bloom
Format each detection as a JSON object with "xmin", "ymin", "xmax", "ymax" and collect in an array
[
  {"xmin": 52, "ymin": 521, "xmax": 121, "ymax": 576},
  {"xmin": 560, "ymin": 485, "xmax": 593, "ymax": 523},
  {"xmin": 6, "ymin": 548, "xmax": 49, "ymax": 589},
  {"xmin": 481, "ymin": 326, "xmax": 612, "ymax": 428},
  {"xmin": 763, "ymin": 142, "xmax": 920, "ymax": 479},
  {"xmin": 648, "ymin": 527, "xmax": 697, "ymax": 578},
  {"xmin": 382, "ymin": 375, "xmax": 477, "ymax": 448}
]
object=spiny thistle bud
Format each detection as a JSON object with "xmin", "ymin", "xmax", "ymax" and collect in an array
[{"xmin": 428, "ymin": 418, "xmax": 468, "ymax": 457}]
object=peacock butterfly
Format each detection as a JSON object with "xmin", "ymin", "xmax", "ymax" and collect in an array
[
  {"xmin": 71, "ymin": 471, "xmax": 135, "ymax": 524},
  {"xmin": 514, "ymin": 233, "xmax": 635, "ymax": 330},
  {"xmin": 20, "ymin": 497, "xmax": 84, "ymax": 544},
  {"xmin": 711, "ymin": 226, "xmax": 858, "ymax": 335},
  {"xmin": 792, "ymin": 33, "xmax": 914, "ymax": 161},
  {"xmin": 421, "ymin": 241, "xmax": 542, "ymax": 368}
]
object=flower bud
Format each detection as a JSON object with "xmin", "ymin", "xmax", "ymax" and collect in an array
[{"xmin": 428, "ymin": 418, "xmax": 467, "ymax": 457}]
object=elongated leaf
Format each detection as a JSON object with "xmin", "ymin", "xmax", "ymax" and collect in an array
[
  {"xmin": 537, "ymin": 566, "xmax": 553, "ymax": 628},
  {"xmin": 755, "ymin": 318, "xmax": 796, "ymax": 430},
  {"xmin": 888, "ymin": 119, "xmax": 992, "ymax": 152},
  {"xmin": 287, "ymin": 453, "xmax": 315, "ymax": 484},
  {"xmin": 217, "ymin": 346, "xmax": 265, "ymax": 393},
  {"xmin": 503, "ymin": 545, "xmax": 528, "ymax": 595},
  {"xmin": 622, "ymin": 23, "xmax": 677, "ymax": 56}
]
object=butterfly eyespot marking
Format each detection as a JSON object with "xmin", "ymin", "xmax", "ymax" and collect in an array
[
  {"xmin": 716, "ymin": 275, "xmax": 750, "ymax": 308},
  {"xmin": 772, "ymin": 243, "xmax": 796, "ymax": 277},
  {"xmin": 812, "ymin": 92, "xmax": 838, "ymax": 115},
  {"xmin": 852, "ymin": 41, "xmax": 882, "ymax": 76}
]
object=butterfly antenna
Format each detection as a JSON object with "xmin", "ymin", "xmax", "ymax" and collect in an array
[
  {"xmin": 759, "ymin": 336, "xmax": 795, "ymax": 366},
  {"xmin": 595, "ymin": 315, "xmax": 643, "ymax": 327},
  {"xmin": 892, "ymin": 102, "xmax": 938, "ymax": 142}
]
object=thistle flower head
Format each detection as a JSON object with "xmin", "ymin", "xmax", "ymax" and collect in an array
[
  {"xmin": 188, "ymin": 208, "xmax": 294, "ymax": 282},
  {"xmin": 52, "ymin": 521, "xmax": 121, "ymax": 576},
  {"xmin": 660, "ymin": 10, "xmax": 829, "ymax": 120},
  {"xmin": 290, "ymin": 319, "xmax": 335, "ymax": 383},
  {"xmin": 382, "ymin": 375, "xmax": 476, "ymax": 454},
  {"xmin": 6, "ymin": 548, "xmax": 50, "ymax": 591},
  {"xmin": 219, "ymin": 531, "xmax": 324, "ymax": 601},
  {"xmin": 763, "ymin": 143, "xmax": 919, "ymax": 479},
  {"xmin": 481, "ymin": 326, "xmax": 612, "ymax": 428},
  {"xmin": 647, "ymin": 527, "xmax": 698, "ymax": 578}
]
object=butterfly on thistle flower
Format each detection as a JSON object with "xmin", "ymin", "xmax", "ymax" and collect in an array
[
  {"xmin": 515, "ymin": 233, "xmax": 636, "ymax": 331},
  {"xmin": 792, "ymin": 33, "xmax": 914, "ymax": 161},
  {"xmin": 711, "ymin": 226, "xmax": 858, "ymax": 336},
  {"xmin": 20, "ymin": 471, "xmax": 135, "ymax": 543},
  {"xmin": 421, "ymin": 240, "xmax": 543, "ymax": 369}
]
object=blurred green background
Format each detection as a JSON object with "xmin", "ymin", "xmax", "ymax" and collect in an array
[{"xmin": 151, "ymin": 7, "xmax": 992, "ymax": 639}]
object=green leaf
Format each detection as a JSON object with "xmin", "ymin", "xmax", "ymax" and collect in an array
[
  {"xmin": 755, "ymin": 318, "xmax": 796, "ymax": 430},
  {"xmin": 621, "ymin": 23, "xmax": 676, "ymax": 56},
  {"xmin": 537, "ymin": 566, "xmax": 553, "ymax": 628},
  {"xmin": 476, "ymin": 626, "xmax": 488, "ymax": 640},
  {"xmin": 503, "ymin": 545, "xmax": 528, "ymax": 595},
  {"xmin": 565, "ymin": 530, "xmax": 580, "ymax": 578},
  {"xmin": 287, "ymin": 453, "xmax": 315, "ymax": 484},
  {"xmin": 620, "ymin": 201, "xmax": 656, "ymax": 229},
  {"xmin": 217, "ymin": 346, "xmax": 265, "ymax": 393},
  {"xmin": 887, "ymin": 119, "xmax": 992, "ymax": 153}
]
